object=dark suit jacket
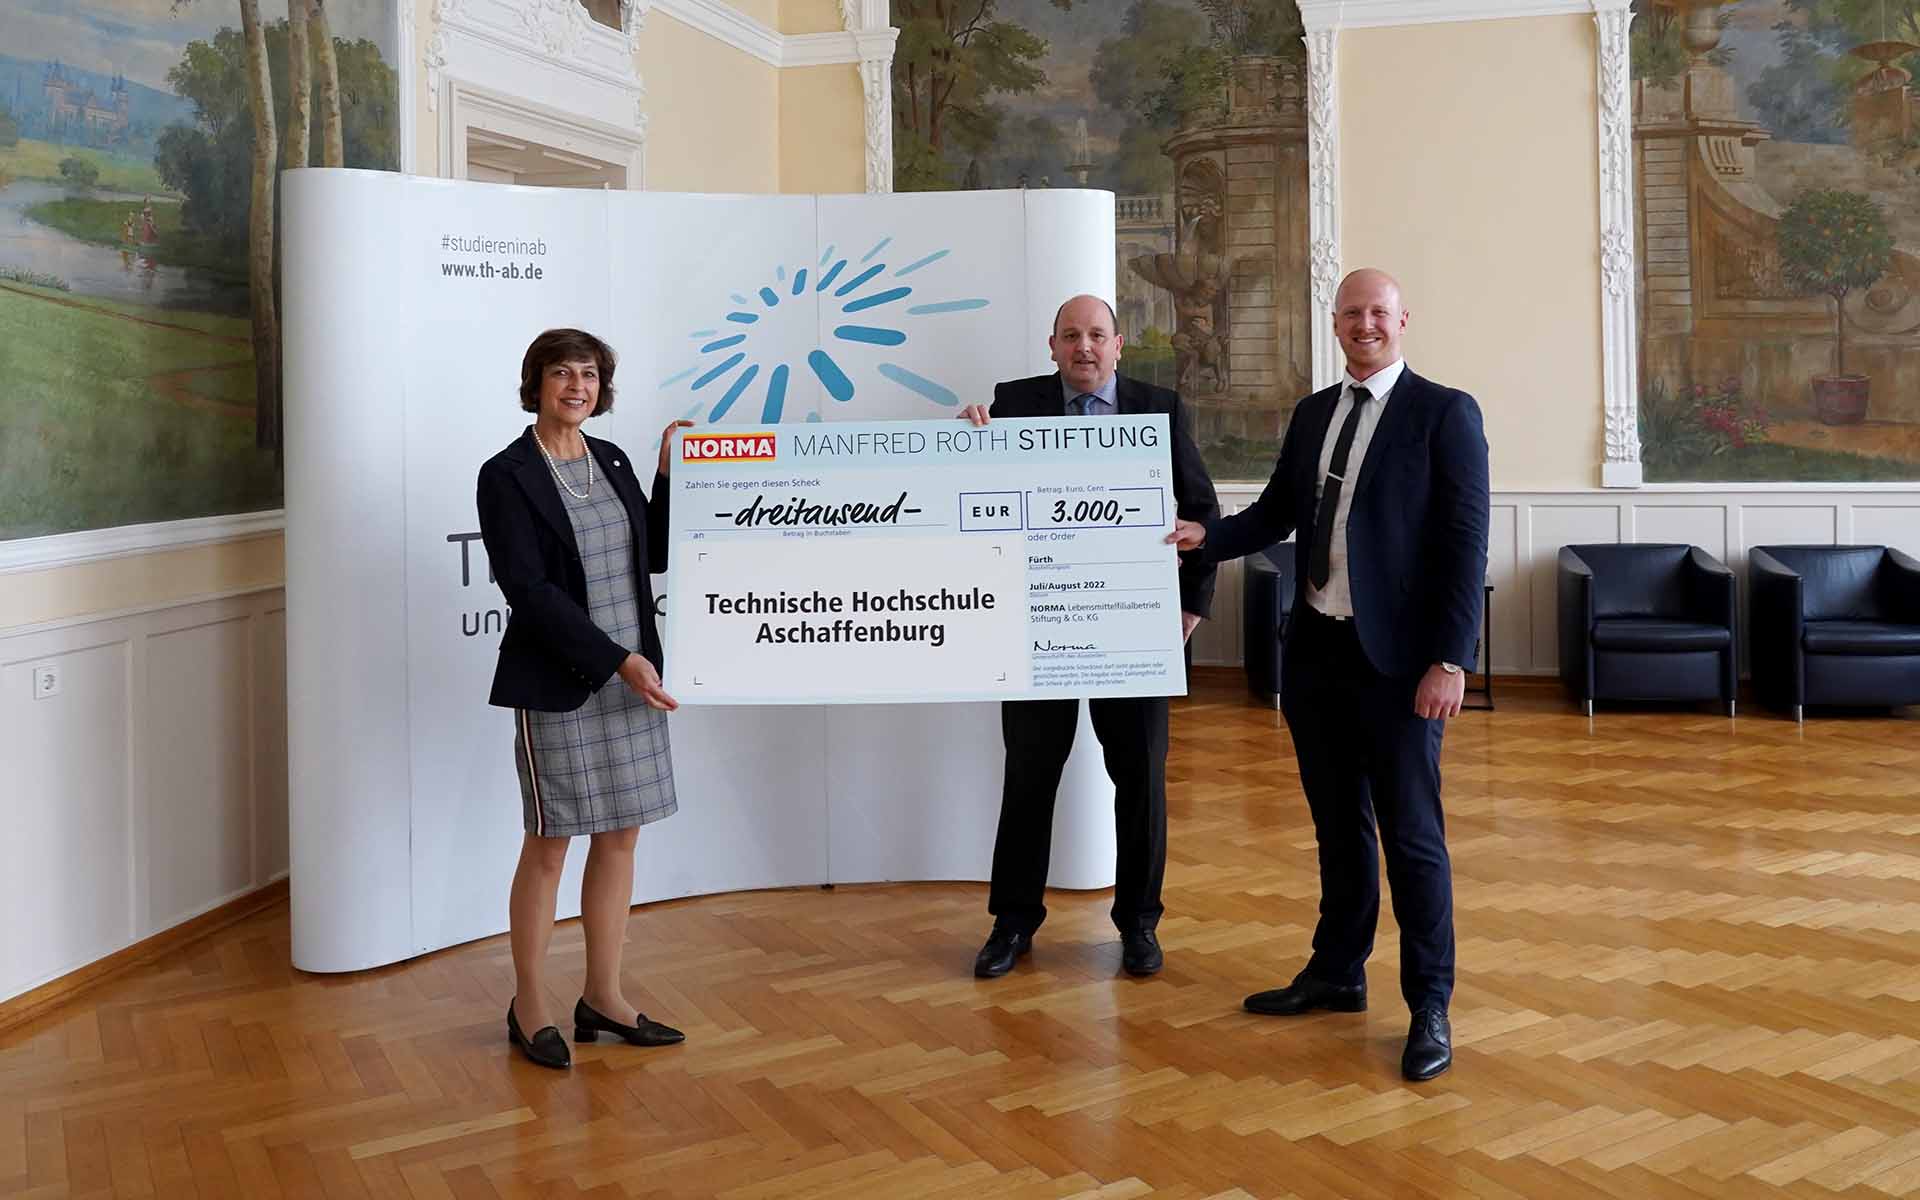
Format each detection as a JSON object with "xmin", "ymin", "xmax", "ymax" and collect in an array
[
  {"xmin": 476, "ymin": 429, "xmax": 669, "ymax": 711},
  {"xmin": 1200, "ymin": 368, "xmax": 1490, "ymax": 679},
  {"xmin": 992, "ymin": 372, "xmax": 1220, "ymax": 619}
]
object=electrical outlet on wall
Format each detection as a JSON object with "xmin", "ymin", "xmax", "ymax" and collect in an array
[{"xmin": 31, "ymin": 662, "xmax": 61, "ymax": 700}]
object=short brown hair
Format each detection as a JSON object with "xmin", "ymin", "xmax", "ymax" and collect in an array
[{"xmin": 519, "ymin": 328, "xmax": 616, "ymax": 415}]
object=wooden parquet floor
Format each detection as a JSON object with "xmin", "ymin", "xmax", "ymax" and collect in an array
[{"xmin": 6, "ymin": 673, "xmax": 1920, "ymax": 1199}]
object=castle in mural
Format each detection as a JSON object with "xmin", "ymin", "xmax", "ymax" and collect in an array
[
  {"xmin": 891, "ymin": 0, "xmax": 1310, "ymax": 480},
  {"xmin": 1633, "ymin": 0, "xmax": 1920, "ymax": 481},
  {"xmin": 41, "ymin": 63, "xmax": 133, "ymax": 144}
]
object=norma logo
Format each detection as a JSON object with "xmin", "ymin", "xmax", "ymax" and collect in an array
[{"xmin": 683, "ymin": 432, "xmax": 777, "ymax": 463}]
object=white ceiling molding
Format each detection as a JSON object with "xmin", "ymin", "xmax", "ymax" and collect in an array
[
  {"xmin": 653, "ymin": 0, "xmax": 784, "ymax": 65},
  {"xmin": 653, "ymin": 0, "xmax": 895, "ymax": 68},
  {"xmin": 782, "ymin": 31, "xmax": 867, "ymax": 67},
  {"xmin": 1296, "ymin": 0, "xmax": 1590, "ymax": 28}
]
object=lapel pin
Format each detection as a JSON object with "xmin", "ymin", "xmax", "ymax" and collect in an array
[{"xmin": 613, "ymin": 459, "xmax": 622, "ymax": 467}]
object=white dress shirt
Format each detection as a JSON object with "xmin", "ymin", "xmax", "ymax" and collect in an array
[{"xmin": 1307, "ymin": 357, "xmax": 1406, "ymax": 620}]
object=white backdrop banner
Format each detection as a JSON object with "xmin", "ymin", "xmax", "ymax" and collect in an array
[{"xmin": 283, "ymin": 170, "xmax": 1122, "ymax": 972}]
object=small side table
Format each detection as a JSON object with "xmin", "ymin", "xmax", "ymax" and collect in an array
[{"xmin": 1462, "ymin": 582, "xmax": 1494, "ymax": 711}]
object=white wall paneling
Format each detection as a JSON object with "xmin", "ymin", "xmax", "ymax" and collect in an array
[
  {"xmin": 1186, "ymin": 485, "xmax": 1920, "ymax": 678},
  {"xmin": 0, "ymin": 588, "xmax": 287, "ymax": 1005}
]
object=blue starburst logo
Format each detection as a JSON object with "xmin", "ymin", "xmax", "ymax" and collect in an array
[{"xmin": 661, "ymin": 236, "xmax": 990, "ymax": 424}]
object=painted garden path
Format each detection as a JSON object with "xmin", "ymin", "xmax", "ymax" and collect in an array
[{"xmin": 1767, "ymin": 419, "xmax": 1920, "ymax": 468}]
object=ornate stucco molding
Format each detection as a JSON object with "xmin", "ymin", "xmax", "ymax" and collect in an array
[
  {"xmin": 428, "ymin": 0, "xmax": 648, "ymax": 181},
  {"xmin": 842, "ymin": 0, "xmax": 896, "ymax": 193},
  {"xmin": 1302, "ymin": 22, "xmax": 1341, "ymax": 391},
  {"xmin": 1594, "ymin": 0, "xmax": 1641, "ymax": 487}
]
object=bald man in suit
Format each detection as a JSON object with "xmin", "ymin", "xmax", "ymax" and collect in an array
[
  {"xmin": 962, "ymin": 294, "xmax": 1219, "ymax": 980},
  {"xmin": 1169, "ymin": 269, "xmax": 1490, "ymax": 1080}
]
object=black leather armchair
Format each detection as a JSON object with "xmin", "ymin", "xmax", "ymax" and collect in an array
[
  {"xmin": 1557, "ymin": 543, "xmax": 1738, "ymax": 716},
  {"xmin": 1242, "ymin": 542, "xmax": 1295, "ymax": 708},
  {"xmin": 1749, "ymin": 545, "xmax": 1920, "ymax": 720}
]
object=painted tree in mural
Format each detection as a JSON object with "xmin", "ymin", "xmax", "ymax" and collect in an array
[
  {"xmin": 165, "ymin": 1, "xmax": 375, "ymax": 451},
  {"xmin": 1778, "ymin": 189, "xmax": 1893, "ymax": 378},
  {"xmin": 1820, "ymin": 0, "xmax": 1920, "ymax": 42},
  {"xmin": 1090, "ymin": 2, "xmax": 1210, "ymax": 194},
  {"xmin": 281, "ymin": 1, "xmax": 348, "ymax": 170},
  {"xmin": 889, "ymin": 0, "xmax": 1076, "ymax": 190},
  {"xmin": 313, "ymin": 0, "xmax": 347, "ymax": 167},
  {"xmin": 237, "ymin": 0, "xmax": 279, "ymax": 452},
  {"xmin": 167, "ymin": 0, "xmax": 274, "ymax": 448},
  {"xmin": 1090, "ymin": 1, "xmax": 1302, "ymax": 194},
  {"xmin": 1748, "ymin": 0, "xmax": 1920, "ymax": 140}
]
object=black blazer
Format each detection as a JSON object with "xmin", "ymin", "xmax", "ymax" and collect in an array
[
  {"xmin": 992, "ymin": 372, "xmax": 1221, "ymax": 619},
  {"xmin": 476, "ymin": 429, "xmax": 670, "ymax": 711},
  {"xmin": 1201, "ymin": 368, "xmax": 1490, "ymax": 679}
]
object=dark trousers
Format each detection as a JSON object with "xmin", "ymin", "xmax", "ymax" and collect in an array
[
  {"xmin": 987, "ymin": 696, "xmax": 1170, "ymax": 936},
  {"xmin": 1282, "ymin": 605, "xmax": 1455, "ymax": 1011}
]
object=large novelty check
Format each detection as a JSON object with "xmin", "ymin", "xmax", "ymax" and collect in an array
[{"xmin": 662, "ymin": 416, "xmax": 1188, "ymax": 705}]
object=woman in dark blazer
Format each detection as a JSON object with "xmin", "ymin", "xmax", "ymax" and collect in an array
[{"xmin": 476, "ymin": 327, "xmax": 692, "ymax": 1070}]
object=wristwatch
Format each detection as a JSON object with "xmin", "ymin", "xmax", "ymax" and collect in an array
[{"xmin": 1438, "ymin": 662, "xmax": 1461, "ymax": 675}]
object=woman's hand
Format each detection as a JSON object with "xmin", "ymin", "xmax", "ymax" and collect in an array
[
  {"xmin": 617, "ymin": 652, "xmax": 679, "ymax": 711},
  {"xmin": 657, "ymin": 419, "xmax": 695, "ymax": 476}
]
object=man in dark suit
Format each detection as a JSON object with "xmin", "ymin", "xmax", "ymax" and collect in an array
[
  {"xmin": 960, "ymin": 293, "xmax": 1219, "ymax": 980},
  {"xmin": 1168, "ymin": 269, "xmax": 1490, "ymax": 1080}
]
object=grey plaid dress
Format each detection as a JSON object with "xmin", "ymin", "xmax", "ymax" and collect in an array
[{"xmin": 513, "ymin": 453, "xmax": 678, "ymax": 837}]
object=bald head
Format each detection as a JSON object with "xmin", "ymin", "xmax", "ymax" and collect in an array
[
  {"xmin": 1053, "ymin": 293, "xmax": 1118, "ymax": 336},
  {"xmin": 1332, "ymin": 268, "xmax": 1408, "ymax": 381},
  {"xmin": 1050, "ymin": 293, "xmax": 1124, "ymax": 394},
  {"xmin": 1334, "ymin": 268, "xmax": 1404, "ymax": 312}
]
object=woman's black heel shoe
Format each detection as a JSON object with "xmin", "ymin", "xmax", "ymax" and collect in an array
[
  {"xmin": 507, "ymin": 1000, "xmax": 571, "ymax": 1069},
  {"xmin": 574, "ymin": 998, "xmax": 686, "ymax": 1046}
]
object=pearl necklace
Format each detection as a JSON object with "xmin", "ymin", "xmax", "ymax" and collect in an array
[{"xmin": 532, "ymin": 426, "xmax": 593, "ymax": 500}]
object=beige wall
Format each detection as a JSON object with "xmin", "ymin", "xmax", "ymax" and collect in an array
[
  {"xmin": 780, "ymin": 0, "xmax": 847, "ymax": 34},
  {"xmin": 640, "ymin": 12, "xmax": 781, "ymax": 192},
  {"xmin": 1340, "ymin": 16, "xmax": 1602, "ymax": 492},
  {"xmin": 730, "ymin": 0, "xmax": 780, "ymax": 28},
  {"xmin": 780, "ymin": 64, "xmax": 867, "ymax": 194}
]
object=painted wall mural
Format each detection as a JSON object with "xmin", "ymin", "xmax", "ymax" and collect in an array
[
  {"xmin": 0, "ymin": 0, "xmax": 399, "ymax": 541},
  {"xmin": 1634, "ymin": 0, "xmax": 1920, "ymax": 481},
  {"xmin": 890, "ymin": 0, "xmax": 1311, "ymax": 480}
]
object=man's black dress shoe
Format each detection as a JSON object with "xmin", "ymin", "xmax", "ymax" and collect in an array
[
  {"xmin": 1402, "ymin": 1007, "xmax": 1452, "ymax": 1081},
  {"xmin": 1121, "ymin": 930, "xmax": 1163, "ymax": 976},
  {"xmin": 1242, "ymin": 973, "xmax": 1367, "ymax": 1016},
  {"xmin": 574, "ymin": 998, "xmax": 686, "ymax": 1047},
  {"xmin": 973, "ymin": 928, "xmax": 1033, "ymax": 978},
  {"xmin": 507, "ymin": 999, "xmax": 570, "ymax": 1070}
]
